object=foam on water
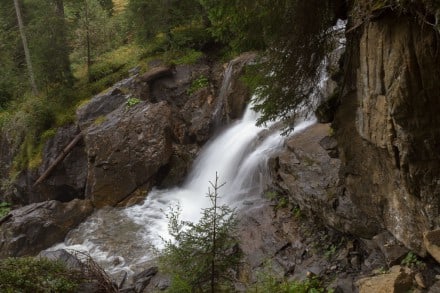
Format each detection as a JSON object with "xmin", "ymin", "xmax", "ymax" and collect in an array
[{"xmin": 49, "ymin": 103, "xmax": 315, "ymax": 275}]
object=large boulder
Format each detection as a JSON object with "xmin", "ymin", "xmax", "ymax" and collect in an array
[
  {"xmin": 77, "ymin": 76, "xmax": 138, "ymax": 130},
  {"xmin": 0, "ymin": 199, "xmax": 93, "ymax": 258},
  {"xmin": 333, "ymin": 15, "xmax": 440, "ymax": 254},
  {"xmin": 271, "ymin": 123, "xmax": 380, "ymax": 238},
  {"xmin": 357, "ymin": 266, "xmax": 414, "ymax": 293},
  {"xmin": 84, "ymin": 101, "xmax": 173, "ymax": 207}
]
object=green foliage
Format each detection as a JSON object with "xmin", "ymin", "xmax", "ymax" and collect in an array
[
  {"xmin": 0, "ymin": 202, "xmax": 11, "ymax": 218},
  {"xmin": 324, "ymin": 244, "xmax": 337, "ymax": 259},
  {"xmin": 160, "ymin": 174, "xmax": 241, "ymax": 292},
  {"xmin": 188, "ymin": 75, "xmax": 209, "ymax": 94},
  {"xmin": 88, "ymin": 58, "xmax": 126, "ymax": 82},
  {"xmin": 169, "ymin": 21, "xmax": 213, "ymax": 50},
  {"xmin": 174, "ymin": 49, "xmax": 204, "ymax": 65},
  {"xmin": 0, "ymin": 257, "xmax": 83, "ymax": 293},
  {"xmin": 401, "ymin": 252, "xmax": 425, "ymax": 269},
  {"xmin": 198, "ymin": 0, "xmax": 267, "ymax": 51},
  {"xmin": 68, "ymin": 0, "xmax": 126, "ymax": 67},
  {"xmin": 22, "ymin": 0, "xmax": 74, "ymax": 89},
  {"xmin": 127, "ymin": 0, "xmax": 206, "ymax": 46},
  {"xmin": 250, "ymin": 0, "xmax": 336, "ymax": 133},
  {"xmin": 93, "ymin": 115, "xmax": 107, "ymax": 126},
  {"xmin": 251, "ymin": 266, "xmax": 333, "ymax": 293},
  {"xmin": 265, "ymin": 190, "xmax": 290, "ymax": 210},
  {"xmin": 293, "ymin": 206, "xmax": 302, "ymax": 218},
  {"xmin": 126, "ymin": 97, "xmax": 141, "ymax": 108}
]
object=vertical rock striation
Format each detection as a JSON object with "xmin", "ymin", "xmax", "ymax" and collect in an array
[{"xmin": 334, "ymin": 15, "xmax": 440, "ymax": 254}]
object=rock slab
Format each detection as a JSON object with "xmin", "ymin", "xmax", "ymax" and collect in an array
[{"xmin": 0, "ymin": 199, "xmax": 93, "ymax": 258}]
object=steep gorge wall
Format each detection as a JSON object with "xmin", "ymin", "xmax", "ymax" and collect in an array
[{"xmin": 334, "ymin": 13, "xmax": 440, "ymax": 254}]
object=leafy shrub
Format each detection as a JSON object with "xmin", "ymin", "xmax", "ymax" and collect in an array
[
  {"xmin": 252, "ymin": 273, "xmax": 333, "ymax": 293},
  {"xmin": 88, "ymin": 59, "xmax": 126, "ymax": 83},
  {"xmin": 401, "ymin": 252, "xmax": 425, "ymax": 269},
  {"xmin": 0, "ymin": 257, "xmax": 83, "ymax": 292},
  {"xmin": 0, "ymin": 202, "xmax": 11, "ymax": 218},
  {"xmin": 173, "ymin": 49, "xmax": 204, "ymax": 65},
  {"xmin": 126, "ymin": 97, "xmax": 141, "ymax": 108},
  {"xmin": 187, "ymin": 75, "xmax": 209, "ymax": 94},
  {"xmin": 170, "ymin": 21, "xmax": 212, "ymax": 50}
]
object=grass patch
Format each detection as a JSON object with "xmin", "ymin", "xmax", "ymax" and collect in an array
[
  {"xmin": 125, "ymin": 97, "xmax": 141, "ymax": 108},
  {"xmin": 0, "ymin": 202, "xmax": 11, "ymax": 218},
  {"xmin": 174, "ymin": 49, "xmax": 204, "ymax": 65},
  {"xmin": 93, "ymin": 115, "xmax": 107, "ymax": 126},
  {"xmin": 112, "ymin": 0, "xmax": 128, "ymax": 14},
  {"xmin": 251, "ymin": 265, "xmax": 334, "ymax": 293},
  {"xmin": 187, "ymin": 75, "xmax": 209, "ymax": 95}
]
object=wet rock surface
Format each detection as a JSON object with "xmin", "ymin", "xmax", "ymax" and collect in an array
[
  {"xmin": 334, "ymin": 15, "xmax": 440, "ymax": 254},
  {"xmin": 84, "ymin": 101, "xmax": 174, "ymax": 208},
  {"xmin": 271, "ymin": 123, "xmax": 379, "ymax": 239},
  {"xmin": 0, "ymin": 199, "xmax": 93, "ymax": 258}
]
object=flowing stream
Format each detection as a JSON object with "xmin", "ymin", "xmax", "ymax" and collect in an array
[{"xmin": 50, "ymin": 102, "xmax": 315, "ymax": 276}]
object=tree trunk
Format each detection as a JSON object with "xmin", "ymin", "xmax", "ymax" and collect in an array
[
  {"xmin": 13, "ymin": 0, "xmax": 38, "ymax": 95},
  {"xmin": 53, "ymin": 0, "xmax": 65, "ymax": 18},
  {"xmin": 85, "ymin": 0, "xmax": 92, "ymax": 81}
]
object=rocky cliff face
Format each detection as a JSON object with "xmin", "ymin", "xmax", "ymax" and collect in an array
[
  {"xmin": 0, "ymin": 53, "xmax": 255, "ymax": 209},
  {"xmin": 0, "ymin": 54, "xmax": 256, "ymax": 258},
  {"xmin": 333, "ymin": 14, "xmax": 440, "ymax": 255}
]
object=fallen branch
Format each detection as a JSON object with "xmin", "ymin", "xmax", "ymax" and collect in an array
[{"xmin": 33, "ymin": 133, "xmax": 83, "ymax": 187}]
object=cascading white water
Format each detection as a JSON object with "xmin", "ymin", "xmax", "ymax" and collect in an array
[{"xmin": 50, "ymin": 102, "xmax": 315, "ymax": 276}]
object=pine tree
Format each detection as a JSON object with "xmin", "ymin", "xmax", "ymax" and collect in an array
[
  {"xmin": 160, "ymin": 173, "xmax": 241, "ymax": 292},
  {"xmin": 13, "ymin": 0, "xmax": 38, "ymax": 95}
]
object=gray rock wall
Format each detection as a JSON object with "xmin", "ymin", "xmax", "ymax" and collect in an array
[{"xmin": 334, "ymin": 16, "xmax": 440, "ymax": 254}]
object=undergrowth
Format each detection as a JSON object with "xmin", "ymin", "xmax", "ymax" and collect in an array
[
  {"xmin": 0, "ymin": 257, "xmax": 83, "ymax": 292},
  {"xmin": 0, "ymin": 27, "xmax": 209, "ymax": 192}
]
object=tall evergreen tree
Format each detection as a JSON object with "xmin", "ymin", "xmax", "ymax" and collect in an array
[
  {"xmin": 24, "ymin": 0, "xmax": 73, "ymax": 89},
  {"xmin": 128, "ymin": 0, "xmax": 205, "ymax": 45},
  {"xmin": 68, "ymin": 0, "xmax": 119, "ymax": 80},
  {"xmin": 13, "ymin": 0, "xmax": 38, "ymax": 95},
  {"xmin": 0, "ymin": 0, "xmax": 26, "ymax": 105},
  {"xmin": 160, "ymin": 174, "xmax": 241, "ymax": 292}
]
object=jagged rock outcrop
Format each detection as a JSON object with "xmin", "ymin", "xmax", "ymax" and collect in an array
[
  {"xmin": 271, "ymin": 123, "xmax": 380, "ymax": 238},
  {"xmin": 0, "ymin": 53, "xmax": 256, "ymax": 207},
  {"xmin": 0, "ymin": 199, "xmax": 93, "ymax": 258},
  {"xmin": 333, "ymin": 15, "xmax": 440, "ymax": 255},
  {"xmin": 74, "ymin": 54, "xmax": 254, "ymax": 207}
]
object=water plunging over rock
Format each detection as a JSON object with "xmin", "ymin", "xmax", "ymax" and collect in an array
[{"xmin": 52, "ymin": 104, "xmax": 301, "ymax": 277}]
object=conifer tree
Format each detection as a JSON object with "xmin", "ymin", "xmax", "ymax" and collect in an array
[
  {"xmin": 13, "ymin": 0, "xmax": 38, "ymax": 95},
  {"xmin": 160, "ymin": 174, "xmax": 241, "ymax": 292}
]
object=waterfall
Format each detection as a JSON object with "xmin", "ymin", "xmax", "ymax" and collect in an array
[
  {"xmin": 48, "ymin": 20, "xmax": 346, "ymax": 278},
  {"xmin": 49, "ymin": 101, "xmax": 315, "ymax": 275},
  {"xmin": 212, "ymin": 61, "xmax": 234, "ymax": 125}
]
